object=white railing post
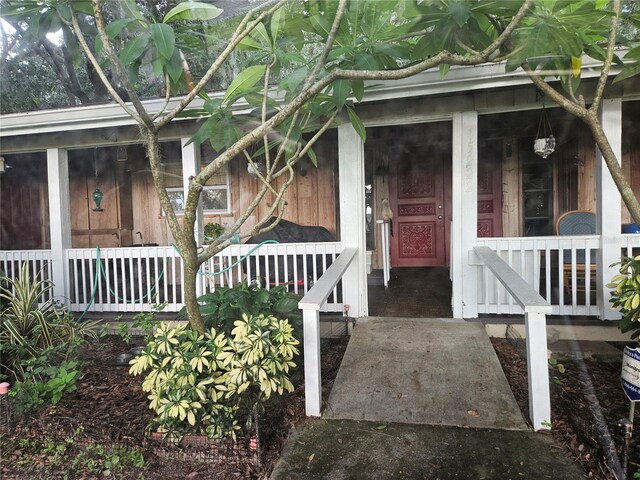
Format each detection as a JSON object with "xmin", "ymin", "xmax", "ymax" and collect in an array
[
  {"xmin": 377, "ymin": 220, "xmax": 390, "ymax": 287},
  {"xmin": 303, "ymin": 308, "xmax": 322, "ymax": 416},
  {"xmin": 47, "ymin": 148, "xmax": 72, "ymax": 303},
  {"xmin": 525, "ymin": 309, "xmax": 551, "ymax": 431},
  {"xmin": 597, "ymin": 99, "xmax": 622, "ymax": 320}
]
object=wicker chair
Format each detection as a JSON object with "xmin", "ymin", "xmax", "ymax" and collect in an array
[{"xmin": 555, "ymin": 210, "xmax": 596, "ymax": 298}]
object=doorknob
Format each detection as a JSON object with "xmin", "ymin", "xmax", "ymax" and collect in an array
[
  {"xmin": 438, "ymin": 205, "xmax": 443, "ymax": 209},
  {"xmin": 438, "ymin": 215, "xmax": 443, "ymax": 219}
]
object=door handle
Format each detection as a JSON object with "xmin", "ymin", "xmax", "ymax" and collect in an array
[
  {"xmin": 438, "ymin": 205, "xmax": 443, "ymax": 209},
  {"xmin": 438, "ymin": 215, "xmax": 443, "ymax": 219}
]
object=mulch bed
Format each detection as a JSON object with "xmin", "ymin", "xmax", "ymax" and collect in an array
[
  {"xmin": 492, "ymin": 338, "xmax": 638, "ymax": 480},
  {"xmin": 0, "ymin": 335, "xmax": 350, "ymax": 479},
  {"xmin": 5, "ymin": 333, "xmax": 638, "ymax": 479}
]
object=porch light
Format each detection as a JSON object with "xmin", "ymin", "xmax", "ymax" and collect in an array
[
  {"xmin": 92, "ymin": 187, "xmax": 104, "ymax": 211},
  {"xmin": 92, "ymin": 147, "xmax": 104, "ymax": 211}
]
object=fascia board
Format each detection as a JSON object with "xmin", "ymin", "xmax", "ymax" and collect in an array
[{"xmin": 0, "ymin": 53, "xmax": 625, "ymax": 138}]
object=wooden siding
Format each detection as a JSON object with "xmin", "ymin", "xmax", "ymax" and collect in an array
[
  {"xmin": 0, "ymin": 152, "xmax": 49, "ymax": 250},
  {"xmin": 130, "ymin": 131, "xmax": 338, "ymax": 246}
]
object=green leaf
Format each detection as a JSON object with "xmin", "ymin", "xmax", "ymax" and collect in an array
[
  {"xmin": 150, "ymin": 23, "xmax": 175, "ymax": 60},
  {"xmin": 119, "ymin": 34, "xmax": 150, "ymax": 66},
  {"xmin": 614, "ymin": 62, "xmax": 640, "ymax": 84},
  {"xmin": 449, "ymin": 2, "xmax": 471, "ymax": 28},
  {"xmin": 332, "ymin": 79, "xmax": 349, "ymax": 110},
  {"xmin": 347, "ymin": 107, "xmax": 366, "ymax": 142},
  {"xmin": 120, "ymin": 0, "xmax": 145, "ymax": 21},
  {"xmin": 351, "ymin": 80, "xmax": 364, "ymax": 102},
  {"xmin": 163, "ymin": 1, "xmax": 223, "ymax": 23},
  {"xmin": 105, "ymin": 18, "xmax": 138, "ymax": 39},
  {"xmin": 223, "ymin": 65, "xmax": 266, "ymax": 103},
  {"xmin": 270, "ymin": 7, "xmax": 285, "ymax": 45}
]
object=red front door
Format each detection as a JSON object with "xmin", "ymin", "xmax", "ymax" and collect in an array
[{"xmin": 389, "ymin": 148, "xmax": 451, "ymax": 267}]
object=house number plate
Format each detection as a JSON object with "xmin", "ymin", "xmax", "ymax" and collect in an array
[{"xmin": 621, "ymin": 347, "xmax": 640, "ymax": 401}]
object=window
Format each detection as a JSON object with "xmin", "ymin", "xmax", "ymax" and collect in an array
[{"xmin": 162, "ymin": 145, "xmax": 231, "ymax": 215}]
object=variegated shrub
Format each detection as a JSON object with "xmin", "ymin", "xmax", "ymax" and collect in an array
[{"xmin": 129, "ymin": 314, "xmax": 299, "ymax": 439}]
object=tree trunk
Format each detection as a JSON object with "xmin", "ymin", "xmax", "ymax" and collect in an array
[{"xmin": 183, "ymin": 255, "xmax": 205, "ymax": 333}]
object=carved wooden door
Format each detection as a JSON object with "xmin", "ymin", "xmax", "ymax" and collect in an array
[{"xmin": 389, "ymin": 151, "xmax": 450, "ymax": 267}]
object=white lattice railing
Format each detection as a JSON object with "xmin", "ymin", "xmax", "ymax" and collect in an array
[
  {"xmin": 201, "ymin": 242, "xmax": 343, "ymax": 312},
  {"xmin": 66, "ymin": 246, "xmax": 184, "ymax": 312},
  {"xmin": 0, "ymin": 250, "xmax": 54, "ymax": 301},
  {"xmin": 63, "ymin": 242, "xmax": 343, "ymax": 313},
  {"xmin": 476, "ymin": 236, "xmax": 600, "ymax": 317},
  {"xmin": 622, "ymin": 233, "xmax": 640, "ymax": 257}
]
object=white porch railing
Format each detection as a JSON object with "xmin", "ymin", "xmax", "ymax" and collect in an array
[
  {"xmin": 62, "ymin": 242, "xmax": 343, "ymax": 313},
  {"xmin": 200, "ymin": 242, "xmax": 343, "ymax": 312},
  {"xmin": 66, "ymin": 246, "xmax": 184, "ymax": 312},
  {"xmin": 299, "ymin": 247, "xmax": 357, "ymax": 416},
  {"xmin": 476, "ymin": 236, "xmax": 600, "ymax": 317},
  {"xmin": 473, "ymin": 246, "xmax": 552, "ymax": 431},
  {"xmin": 622, "ymin": 233, "xmax": 640, "ymax": 257},
  {"xmin": 0, "ymin": 250, "xmax": 54, "ymax": 301}
]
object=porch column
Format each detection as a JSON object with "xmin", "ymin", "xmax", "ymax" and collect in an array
[
  {"xmin": 338, "ymin": 123, "xmax": 368, "ymax": 317},
  {"xmin": 451, "ymin": 111, "xmax": 478, "ymax": 318},
  {"xmin": 597, "ymin": 99, "xmax": 622, "ymax": 320},
  {"xmin": 181, "ymin": 139, "xmax": 204, "ymax": 296},
  {"xmin": 47, "ymin": 148, "xmax": 72, "ymax": 303}
]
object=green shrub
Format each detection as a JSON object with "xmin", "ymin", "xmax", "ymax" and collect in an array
[
  {"xmin": 608, "ymin": 256, "xmax": 640, "ymax": 339},
  {"xmin": 10, "ymin": 359, "xmax": 80, "ymax": 414},
  {"xmin": 178, "ymin": 282, "xmax": 300, "ymax": 335},
  {"xmin": 129, "ymin": 315, "xmax": 299, "ymax": 440}
]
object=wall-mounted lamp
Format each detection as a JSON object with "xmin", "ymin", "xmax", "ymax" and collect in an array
[
  {"xmin": 92, "ymin": 148, "xmax": 104, "ymax": 212},
  {"xmin": 92, "ymin": 187, "xmax": 104, "ymax": 211}
]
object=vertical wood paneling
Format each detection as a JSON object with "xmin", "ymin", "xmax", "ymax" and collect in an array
[{"xmin": 502, "ymin": 137, "xmax": 520, "ymax": 237}]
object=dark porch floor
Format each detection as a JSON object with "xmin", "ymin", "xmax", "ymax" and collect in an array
[{"xmin": 368, "ymin": 267, "xmax": 453, "ymax": 318}]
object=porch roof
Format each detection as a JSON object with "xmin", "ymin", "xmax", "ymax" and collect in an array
[{"xmin": 0, "ymin": 55, "xmax": 617, "ymax": 140}]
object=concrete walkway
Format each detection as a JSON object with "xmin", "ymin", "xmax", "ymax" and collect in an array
[
  {"xmin": 271, "ymin": 317, "xmax": 585, "ymax": 479},
  {"xmin": 325, "ymin": 317, "xmax": 526, "ymax": 430}
]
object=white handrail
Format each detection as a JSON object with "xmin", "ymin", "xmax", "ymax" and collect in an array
[
  {"xmin": 473, "ymin": 246, "xmax": 551, "ymax": 432},
  {"xmin": 299, "ymin": 247, "xmax": 357, "ymax": 417}
]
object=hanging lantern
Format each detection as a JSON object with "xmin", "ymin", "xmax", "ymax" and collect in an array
[
  {"xmin": 534, "ymin": 98, "xmax": 555, "ymax": 159},
  {"xmin": 92, "ymin": 148, "xmax": 104, "ymax": 211},
  {"xmin": 534, "ymin": 135, "xmax": 555, "ymax": 159},
  {"xmin": 92, "ymin": 187, "xmax": 104, "ymax": 211}
]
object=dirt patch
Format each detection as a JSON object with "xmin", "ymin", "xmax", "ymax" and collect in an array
[
  {"xmin": 492, "ymin": 338, "xmax": 637, "ymax": 480},
  {"xmin": 0, "ymin": 335, "xmax": 350, "ymax": 479}
]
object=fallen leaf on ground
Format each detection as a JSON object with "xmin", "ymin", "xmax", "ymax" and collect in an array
[{"xmin": 467, "ymin": 409, "xmax": 480, "ymax": 417}]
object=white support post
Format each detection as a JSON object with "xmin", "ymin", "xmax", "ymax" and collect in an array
[
  {"xmin": 525, "ymin": 310, "xmax": 551, "ymax": 431},
  {"xmin": 597, "ymin": 99, "xmax": 622, "ymax": 320},
  {"xmin": 303, "ymin": 308, "xmax": 322, "ymax": 416},
  {"xmin": 451, "ymin": 111, "xmax": 478, "ymax": 318},
  {"xmin": 338, "ymin": 123, "xmax": 368, "ymax": 317},
  {"xmin": 47, "ymin": 148, "xmax": 72, "ymax": 303},
  {"xmin": 181, "ymin": 139, "xmax": 204, "ymax": 296}
]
